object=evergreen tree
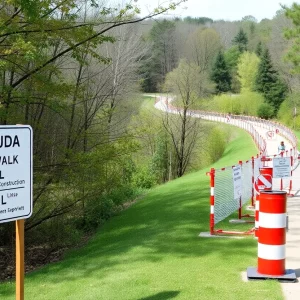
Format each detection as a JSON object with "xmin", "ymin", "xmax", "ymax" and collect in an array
[
  {"xmin": 255, "ymin": 41, "xmax": 263, "ymax": 57},
  {"xmin": 211, "ymin": 51, "xmax": 232, "ymax": 94},
  {"xmin": 232, "ymin": 28, "xmax": 248, "ymax": 52},
  {"xmin": 255, "ymin": 49, "xmax": 287, "ymax": 114},
  {"xmin": 140, "ymin": 20, "xmax": 177, "ymax": 92}
]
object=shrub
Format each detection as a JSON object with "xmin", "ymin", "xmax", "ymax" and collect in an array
[
  {"xmin": 132, "ymin": 166, "xmax": 157, "ymax": 189},
  {"xmin": 257, "ymin": 102, "xmax": 275, "ymax": 119},
  {"xmin": 206, "ymin": 127, "xmax": 226, "ymax": 163}
]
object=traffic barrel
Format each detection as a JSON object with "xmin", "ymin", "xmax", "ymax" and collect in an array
[
  {"xmin": 255, "ymin": 167, "xmax": 273, "ymax": 237},
  {"xmin": 259, "ymin": 167, "xmax": 273, "ymax": 180},
  {"xmin": 258, "ymin": 191, "xmax": 287, "ymax": 275}
]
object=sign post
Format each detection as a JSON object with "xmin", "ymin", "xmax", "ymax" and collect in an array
[
  {"xmin": 16, "ymin": 219, "xmax": 24, "ymax": 300},
  {"xmin": 0, "ymin": 125, "xmax": 33, "ymax": 300}
]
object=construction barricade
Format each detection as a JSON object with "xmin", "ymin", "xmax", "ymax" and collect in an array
[
  {"xmin": 254, "ymin": 167, "xmax": 273, "ymax": 238},
  {"xmin": 247, "ymin": 191, "xmax": 296, "ymax": 281},
  {"xmin": 205, "ymin": 157, "xmax": 261, "ymax": 236}
]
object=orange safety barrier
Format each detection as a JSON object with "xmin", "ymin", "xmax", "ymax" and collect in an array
[{"xmin": 247, "ymin": 190, "xmax": 296, "ymax": 281}]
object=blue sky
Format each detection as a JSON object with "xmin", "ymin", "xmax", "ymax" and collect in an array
[{"xmin": 136, "ymin": 0, "xmax": 297, "ymax": 21}]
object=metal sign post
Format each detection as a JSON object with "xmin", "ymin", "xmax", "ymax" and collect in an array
[{"xmin": 16, "ymin": 219, "xmax": 24, "ymax": 300}]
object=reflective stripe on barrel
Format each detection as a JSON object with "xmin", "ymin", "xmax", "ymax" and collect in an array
[{"xmin": 255, "ymin": 195, "xmax": 259, "ymax": 237}]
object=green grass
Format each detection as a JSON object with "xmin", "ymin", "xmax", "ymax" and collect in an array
[
  {"xmin": 140, "ymin": 95, "xmax": 157, "ymax": 111},
  {"xmin": 0, "ymin": 128, "xmax": 283, "ymax": 300}
]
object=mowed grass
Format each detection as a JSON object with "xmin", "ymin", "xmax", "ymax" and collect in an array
[{"xmin": 0, "ymin": 127, "xmax": 283, "ymax": 300}]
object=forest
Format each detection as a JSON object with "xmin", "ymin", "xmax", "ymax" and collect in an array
[{"xmin": 1, "ymin": 0, "xmax": 300, "ymax": 278}]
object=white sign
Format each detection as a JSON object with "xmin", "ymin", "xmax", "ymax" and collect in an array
[
  {"xmin": 233, "ymin": 165, "xmax": 242, "ymax": 199},
  {"xmin": 0, "ymin": 126, "xmax": 33, "ymax": 223},
  {"xmin": 273, "ymin": 157, "xmax": 291, "ymax": 178},
  {"xmin": 254, "ymin": 174, "xmax": 272, "ymax": 194},
  {"xmin": 266, "ymin": 131, "xmax": 276, "ymax": 140}
]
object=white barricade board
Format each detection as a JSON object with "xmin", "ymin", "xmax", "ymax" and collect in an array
[
  {"xmin": 273, "ymin": 157, "xmax": 291, "ymax": 178},
  {"xmin": 0, "ymin": 126, "xmax": 33, "ymax": 223}
]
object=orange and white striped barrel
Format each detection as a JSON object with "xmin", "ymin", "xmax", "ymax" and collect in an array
[
  {"xmin": 258, "ymin": 191, "xmax": 287, "ymax": 275},
  {"xmin": 255, "ymin": 167, "xmax": 273, "ymax": 237}
]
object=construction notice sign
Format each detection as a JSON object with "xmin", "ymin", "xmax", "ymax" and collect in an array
[
  {"xmin": 273, "ymin": 157, "xmax": 291, "ymax": 178},
  {"xmin": 0, "ymin": 126, "xmax": 33, "ymax": 223},
  {"xmin": 233, "ymin": 165, "xmax": 242, "ymax": 199}
]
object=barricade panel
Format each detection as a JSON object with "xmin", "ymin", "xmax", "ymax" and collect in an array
[
  {"xmin": 214, "ymin": 167, "xmax": 237, "ymax": 225},
  {"xmin": 241, "ymin": 160, "xmax": 252, "ymax": 206}
]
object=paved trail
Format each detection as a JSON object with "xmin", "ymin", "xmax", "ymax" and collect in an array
[{"xmin": 253, "ymin": 125, "xmax": 300, "ymax": 300}]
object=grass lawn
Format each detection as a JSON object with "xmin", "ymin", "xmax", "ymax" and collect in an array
[{"xmin": 0, "ymin": 127, "xmax": 283, "ymax": 300}]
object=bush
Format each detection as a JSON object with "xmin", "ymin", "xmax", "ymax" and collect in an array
[
  {"xmin": 76, "ymin": 185, "xmax": 141, "ymax": 232},
  {"xmin": 206, "ymin": 127, "xmax": 226, "ymax": 163},
  {"xmin": 277, "ymin": 93, "xmax": 300, "ymax": 129},
  {"xmin": 203, "ymin": 92, "xmax": 264, "ymax": 116},
  {"xmin": 257, "ymin": 102, "xmax": 274, "ymax": 119},
  {"xmin": 132, "ymin": 166, "xmax": 157, "ymax": 189}
]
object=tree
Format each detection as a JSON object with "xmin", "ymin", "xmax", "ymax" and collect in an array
[
  {"xmin": 284, "ymin": 3, "xmax": 300, "ymax": 74},
  {"xmin": 232, "ymin": 28, "xmax": 248, "ymax": 52},
  {"xmin": 237, "ymin": 51, "xmax": 260, "ymax": 92},
  {"xmin": 211, "ymin": 51, "xmax": 231, "ymax": 94},
  {"xmin": 0, "ymin": 0, "xmax": 187, "ymax": 243},
  {"xmin": 270, "ymin": 5, "xmax": 300, "ymax": 93},
  {"xmin": 255, "ymin": 41, "xmax": 263, "ymax": 57},
  {"xmin": 163, "ymin": 60, "xmax": 203, "ymax": 177},
  {"xmin": 212, "ymin": 20, "xmax": 240, "ymax": 49},
  {"xmin": 184, "ymin": 28, "xmax": 222, "ymax": 73},
  {"xmin": 255, "ymin": 48, "xmax": 287, "ymax": 114},
  {"xmin": 140, "ymin": 19, "xmax": 178, "ymax": 92},
  {"xmin": 183, "ymin": 17, "xmax": 213, "ymax": 25}
]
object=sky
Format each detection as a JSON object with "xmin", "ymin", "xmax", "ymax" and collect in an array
[{"xmin": 136, "ymin": 0, "xmax": 297, "ymax": 21}]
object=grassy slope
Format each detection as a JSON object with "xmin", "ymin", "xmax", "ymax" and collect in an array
[{"xmin": 0, "ymin": 127, "xmax": 283, "ymax": 300}]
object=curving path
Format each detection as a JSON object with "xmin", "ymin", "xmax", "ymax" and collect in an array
[{"xmin": 153, "ymin": 95, "xmax": 300, "ymax": 299}]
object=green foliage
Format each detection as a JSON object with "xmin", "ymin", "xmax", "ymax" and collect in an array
[
  {"xmin": 164, "ymin": 59, "xmax": 202, "ymax": 101},
  {"xmin": 183, "ymin": 16, "xmax": 213, "ymax": 24},
  {"xmin": 237, "ymin": 51, "xmax": 260, "ymax": 92},
  {"xmin": 211, "ymin": 51, "xmax": 232, "ymax": 94},
  {"xmin": 140, "ymin": 19, "xmax": 177, "ymax": 92},
  {"xmin": 257, "ymin": 102, "xmax": 275, "ymax": 119},
  {"xmin": 255, "ymin": 48, "xmax": 287, "ymax": 114},
  {"xmin": 255, "ymin": 41, "xmax": 263, "ymax": 57},
  {"xmin": 185, "ymin": 28, "xmax": 222, "ymax": 74},
  {"xmin": 232, "ymin": 28, "xmax": 248, "ymax": 52},
  {"xmin": 202, "ymin": 92, "xmax": 264, "ymax": 116},
  {"xmin": 224, "ymin": 46, "xmax": 242, "ymax": 93},
  {"xmin": 132, "ymin": 165, "xmax": 157, "ymax": 189},
  {"xmin": 224, "ymin": 46, "xmax": 242, "ymax": 70},
  {"xmin": 277, "ymin": 92, "xmax": 300, "ymax": 129},
  {"xmin": 77, "ymin": 185, "xmax": 141, "ymax": 231},
  {"xmin": 284, "ymin": 3, "xmax": 300, "ymax": 73},
  {"xmin": 237, "ymin": 91, "xmax": 265, "ymax": 115},
  {"xmin": 150, "ymin": 134, "xmax": 169, "ymax": 183},
  {"xmin": 206, "ymin": 127, "xmax": 226, "ymax": 163}
]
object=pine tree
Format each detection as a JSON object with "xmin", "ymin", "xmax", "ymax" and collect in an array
[
  {"xmin": 255, "ymin": 49, "xmax": 287, "ymax": 114},
  {"xmin": 232, "ymin": 28, "xmax": 248, "ymax": 52},
  {"xmin": 211, "ymin": 51, "xmax": 231, "ymax": 94},
  {"xmin": 255, "ymin": 41, "xmax": 263, "ymax": 57}
]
